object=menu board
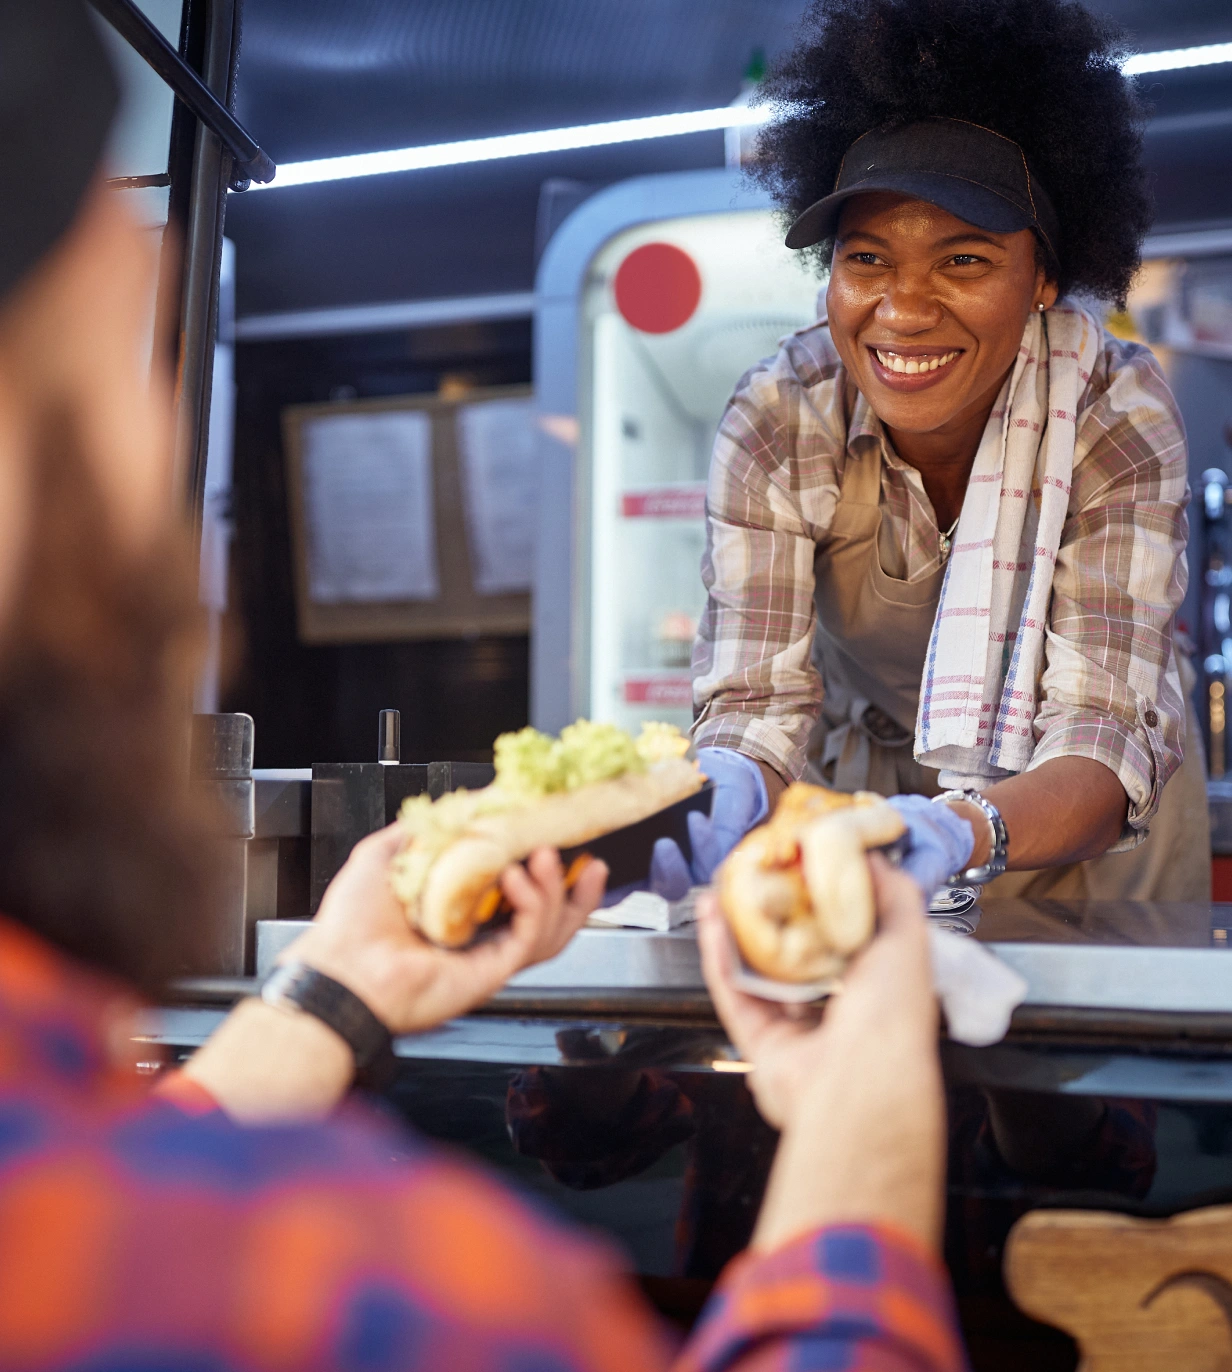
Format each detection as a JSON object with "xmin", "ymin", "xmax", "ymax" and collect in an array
[
  {"xmin": 456, "ymin": 397, "xmax": 540, "ymax": 594},
  {"xmin": 283, "ymin": 386, "xmax": 533, "ymax": 644},
  {"xmin": 300, "ymin": 410, "xmax": 439, "ymax": 604}
]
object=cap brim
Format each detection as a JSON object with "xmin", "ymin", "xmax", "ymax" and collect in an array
[{"xmin": 785, "ymin": 171, "xmax": 1035, "ymax": 250}]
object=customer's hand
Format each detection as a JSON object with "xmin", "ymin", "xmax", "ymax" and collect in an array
[
  {"xmin": 701, "ymin": 855, "xmax": 946, "ymax": 1252},
  {"xmin": 290, "ymin": 825, "xmax": 608, "ymax": 1035},
  {"xmin": 886, "ymin": 793, "xmax": 975, "ymax": 899},
  {"xmin": 698, "ymin": 855, "xmax": 937, "ymax": 1131},
  {"xmin": 183, "ymin": 832, "xmax": 604, "ymax": 1124},
  {"xmin": 650, "ymin": 747, "xmax": 770, "ymax": 898}
]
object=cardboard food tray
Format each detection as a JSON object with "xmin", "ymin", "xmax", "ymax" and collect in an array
[
  {"xmin": 560, "ymin": 779, "xmax": 715, "ymax": 890},
  {"xmin": 458, "ymin": 779, "xmax": 715, "ymax": 946}
]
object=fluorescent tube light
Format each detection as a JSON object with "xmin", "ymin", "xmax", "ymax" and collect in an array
[
  {"xmin": 1123, "ymin": 41, "xmax": 1232, "ymax": 75},
  {"xmin": 253, "ymin": 39, "xmax": 1232, "ymax": 193},
  {"xmin": 255, "ymin": 104, "xmax": 773, "ymax": 191}
]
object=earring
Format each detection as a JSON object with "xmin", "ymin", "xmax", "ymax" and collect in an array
[{"xmin": 1037, "ymin": 302, "xmax": 1045, "ymax": 312}]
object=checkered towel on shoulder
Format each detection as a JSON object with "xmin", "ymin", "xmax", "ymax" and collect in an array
[{"xmin": 919, "ymin": 301, "xmax": 1100, "ymax": 783}]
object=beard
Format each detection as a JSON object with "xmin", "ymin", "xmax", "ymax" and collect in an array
[{"xmin": 0, "ymin": 413, "xmax": 220, "ymax": 996}]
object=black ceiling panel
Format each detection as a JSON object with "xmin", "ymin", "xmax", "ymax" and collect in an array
[
  {"xmin": 235, "ymin": 0, "xmax": 809, "ymax": 163},
  {"xmin": 226, "ymin": 131, "xmax": 729, "ymax": 314},
  {"xmin": 227, "ymin": 0, "xmax": 1232, "ymax": 319}
]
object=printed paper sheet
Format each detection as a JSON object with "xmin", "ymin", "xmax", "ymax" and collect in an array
[
  {"xmin": 300, "ymin": 410, "xmax": 439, "ymax": 604},
  {"xmin": 456, "ymin": 398, "xmax": 539, "ymax": 595}
]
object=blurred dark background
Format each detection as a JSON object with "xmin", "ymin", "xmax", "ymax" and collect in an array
[{"xmin": 221, "ymin": 0, "xmax": 1232, "ymax": 767}]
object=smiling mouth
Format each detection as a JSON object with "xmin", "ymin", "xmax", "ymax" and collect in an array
[{"xmin": 871, "ymin": 347, "xmax": 962, "ymax": 375}]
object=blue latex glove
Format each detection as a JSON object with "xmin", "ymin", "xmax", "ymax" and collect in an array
[
  {"xmin": 886, "ymin": 793, "xmax": 976, "ymax": 899},
  {"xmin": 649, "ymin": 748, "xmax": 770, "ymax": 899}
]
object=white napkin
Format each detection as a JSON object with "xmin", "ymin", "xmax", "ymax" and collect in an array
[
  {"xmin": 730, "ymin": 924, "xmax": 1028, "ymax": 1046},
  {"xmin": 587, "ymin": 894, "xmax": 1027, "ymax": 1046},
  {"xmin": 587, "ymin": 889, "xmax": 700, "ymax": 932},
  {"xmin": 928, "ymin": 926, "xmax": 1028, "ymax": 1046}
]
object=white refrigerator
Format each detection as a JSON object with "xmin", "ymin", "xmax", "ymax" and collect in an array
[{"xmin": 534, "ymin": 170, "xmax": 822, "ymax": 733}]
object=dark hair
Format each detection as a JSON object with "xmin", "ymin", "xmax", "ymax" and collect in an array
[
  {"xmin": 754, "ymin": 0, "xmax": 1152, "ymax": 306},
  {"xmin": 0, "ymin": 410, "xmax": 220, "ymax": 997}
]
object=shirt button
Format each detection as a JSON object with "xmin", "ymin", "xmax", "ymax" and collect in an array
[{"xmin": 1144, "ymin": 708, "xmax": 1159, "ymax": 728}]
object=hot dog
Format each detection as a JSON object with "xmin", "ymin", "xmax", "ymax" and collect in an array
[
  {"xmin": 717, "ymin": 783, "xmax": 905, "ymax": 982},
  {"xmin": 389, "ymin": 720, "xmax": 702, "ymax": 947}
]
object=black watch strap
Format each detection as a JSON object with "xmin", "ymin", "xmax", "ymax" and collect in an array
[{"xmin": 261, "ymin": 961, "xmax": 397, "ymax": 1090}]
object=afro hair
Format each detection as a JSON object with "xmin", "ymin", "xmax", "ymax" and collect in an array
[{"xmin": 754, "ymin": 0, "xmax": 1153, "ymax": 306}]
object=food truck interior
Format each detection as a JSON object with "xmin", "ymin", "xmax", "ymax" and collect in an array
[{"xmin": 98, "ymin": 0, "xmax": 1232, "ymax": 1366}]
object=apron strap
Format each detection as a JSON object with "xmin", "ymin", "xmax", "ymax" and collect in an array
[
  {"xmin": 820, "ymin": 696, "xmax": 913, "ymax": 792},
  {"xmin": 840, "ymin": 441, "xmax": 883, "ymax": 505}
]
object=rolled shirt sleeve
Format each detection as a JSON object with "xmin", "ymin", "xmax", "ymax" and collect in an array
[
  {"xmin": 1029, "ymin": 338, "xmax": 1190, "ymax": 848},
  {"xmin": 677, "ymin": 1223, "xmax": 969, "ymax": 1372},
  {"xmin": 691, "ymin": 336, "xmax": 847, "ymax": 780}
]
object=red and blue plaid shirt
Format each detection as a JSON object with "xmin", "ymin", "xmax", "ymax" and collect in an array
[{"xmin": 0, "ymin": 916, "xmax": 967, "ymax": 1371}]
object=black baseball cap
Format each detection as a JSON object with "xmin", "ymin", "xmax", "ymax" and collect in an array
[
  {"xmin": 0, "ymin": 0, "xmax": 119, "ymax": 304},
  {"xmin": 785, "ymin": 116, "xmax": 1061, "ymax": 262}
]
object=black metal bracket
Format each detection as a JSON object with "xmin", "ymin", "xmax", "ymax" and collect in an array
[{"xmin": 88, "ymin": 0, "xmax": 275, "ymax": 191}]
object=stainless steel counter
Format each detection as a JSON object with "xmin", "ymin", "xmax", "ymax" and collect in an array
[
  {"xmin": 133, "ymin": 899, "xmax": 1232, "ymax": 1100},
  {"xmin": 254, "ymin": 899, "xmax": 1232, "ymax": 1016}
]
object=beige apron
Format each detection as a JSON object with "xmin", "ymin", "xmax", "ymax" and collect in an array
[{"xmin": 803, "ymin": 450, "xmax": 1210, "ymax": 901}]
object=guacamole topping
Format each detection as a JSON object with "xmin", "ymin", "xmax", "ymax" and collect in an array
[{"xmin": 494, "ymin": 719, "xmax": 689, "ymax": 797}]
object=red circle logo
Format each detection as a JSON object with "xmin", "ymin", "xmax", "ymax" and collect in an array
[{"xmin": 613, "ymin": 242, "xmax": 702, "ymax": 334}]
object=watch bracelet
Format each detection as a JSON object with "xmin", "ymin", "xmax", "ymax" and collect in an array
[{"xmin": 932, "ymin": 788, "xmax": 1009, "ymax": 885}]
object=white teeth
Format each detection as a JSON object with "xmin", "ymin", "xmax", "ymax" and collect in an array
[{"xmin": 874, "ymin": 349, "xmax": 958, "ymax": 375}]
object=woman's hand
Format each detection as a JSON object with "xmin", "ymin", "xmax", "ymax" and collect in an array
[
  {"xmin": 290, "ymin": 825, "xmax": 608, "ymax": 1035},
  {"xmin": 650, "ymin": 748, "xmax": 773, "ymax": 898}
]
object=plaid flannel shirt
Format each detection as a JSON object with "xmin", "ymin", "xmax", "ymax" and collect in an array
[
  {"xmin": 693, "ymin": 323, "xmax": 1189, "ymax": 843},
  {"xmin": 0, "ymin": 915, "xmax": 967, "ymax": 1372}
]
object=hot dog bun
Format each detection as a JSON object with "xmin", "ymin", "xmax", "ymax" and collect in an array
[
  {"xmin": 389, "ymin": 721, "xmax": 702, "ymax": 947},
  {"xmin": 717, "ymin": 783, "xmax": 904, "ymax": 983}
]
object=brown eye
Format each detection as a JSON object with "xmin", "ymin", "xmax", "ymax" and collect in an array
[{"xmin": 949, "ymin": 254, "xmax": 984, "ymax": 267}]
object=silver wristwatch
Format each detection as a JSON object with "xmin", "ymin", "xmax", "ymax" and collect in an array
[{"xmin": 932, "ymin": 788, "xmax": 1009, "ymax": 885}]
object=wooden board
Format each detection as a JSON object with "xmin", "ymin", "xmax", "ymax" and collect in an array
[
  {"xmin": 283, "ymin": 385, "xmax": 533, "ymax": 644},
  {"xmin": 1005, "ymin": 1204, "xmax": 1232, "ymax": 1371}
]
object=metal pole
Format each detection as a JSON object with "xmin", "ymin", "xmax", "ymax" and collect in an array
[
  {"xmin": 173, "ymin": 0, "xmax": 240, "ymax": 532},
  {"xmin": 88, "ymin": 0, "xmax": 274, "ymax": 188},
  {"xmin": 378, "ymin": 710, "xmax": 402, "ymax": 764}
]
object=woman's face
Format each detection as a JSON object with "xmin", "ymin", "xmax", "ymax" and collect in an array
[{"xmin": 825, "ymin": 193, "xmax": 1056, "ymax": 441}]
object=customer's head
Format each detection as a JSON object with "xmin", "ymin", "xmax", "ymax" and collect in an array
[{"xmin": 0, "ymin": 0, "xmax": 217, "ymax": 994}]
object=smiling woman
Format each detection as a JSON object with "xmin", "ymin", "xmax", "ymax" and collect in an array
[
  {"xmin": 677, "ymin": 0, "xmax": 1211, "ymax": 907},
  {"xmin": 826, "ymin": 193, "xmax": 1056, "ymax": 531}
]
